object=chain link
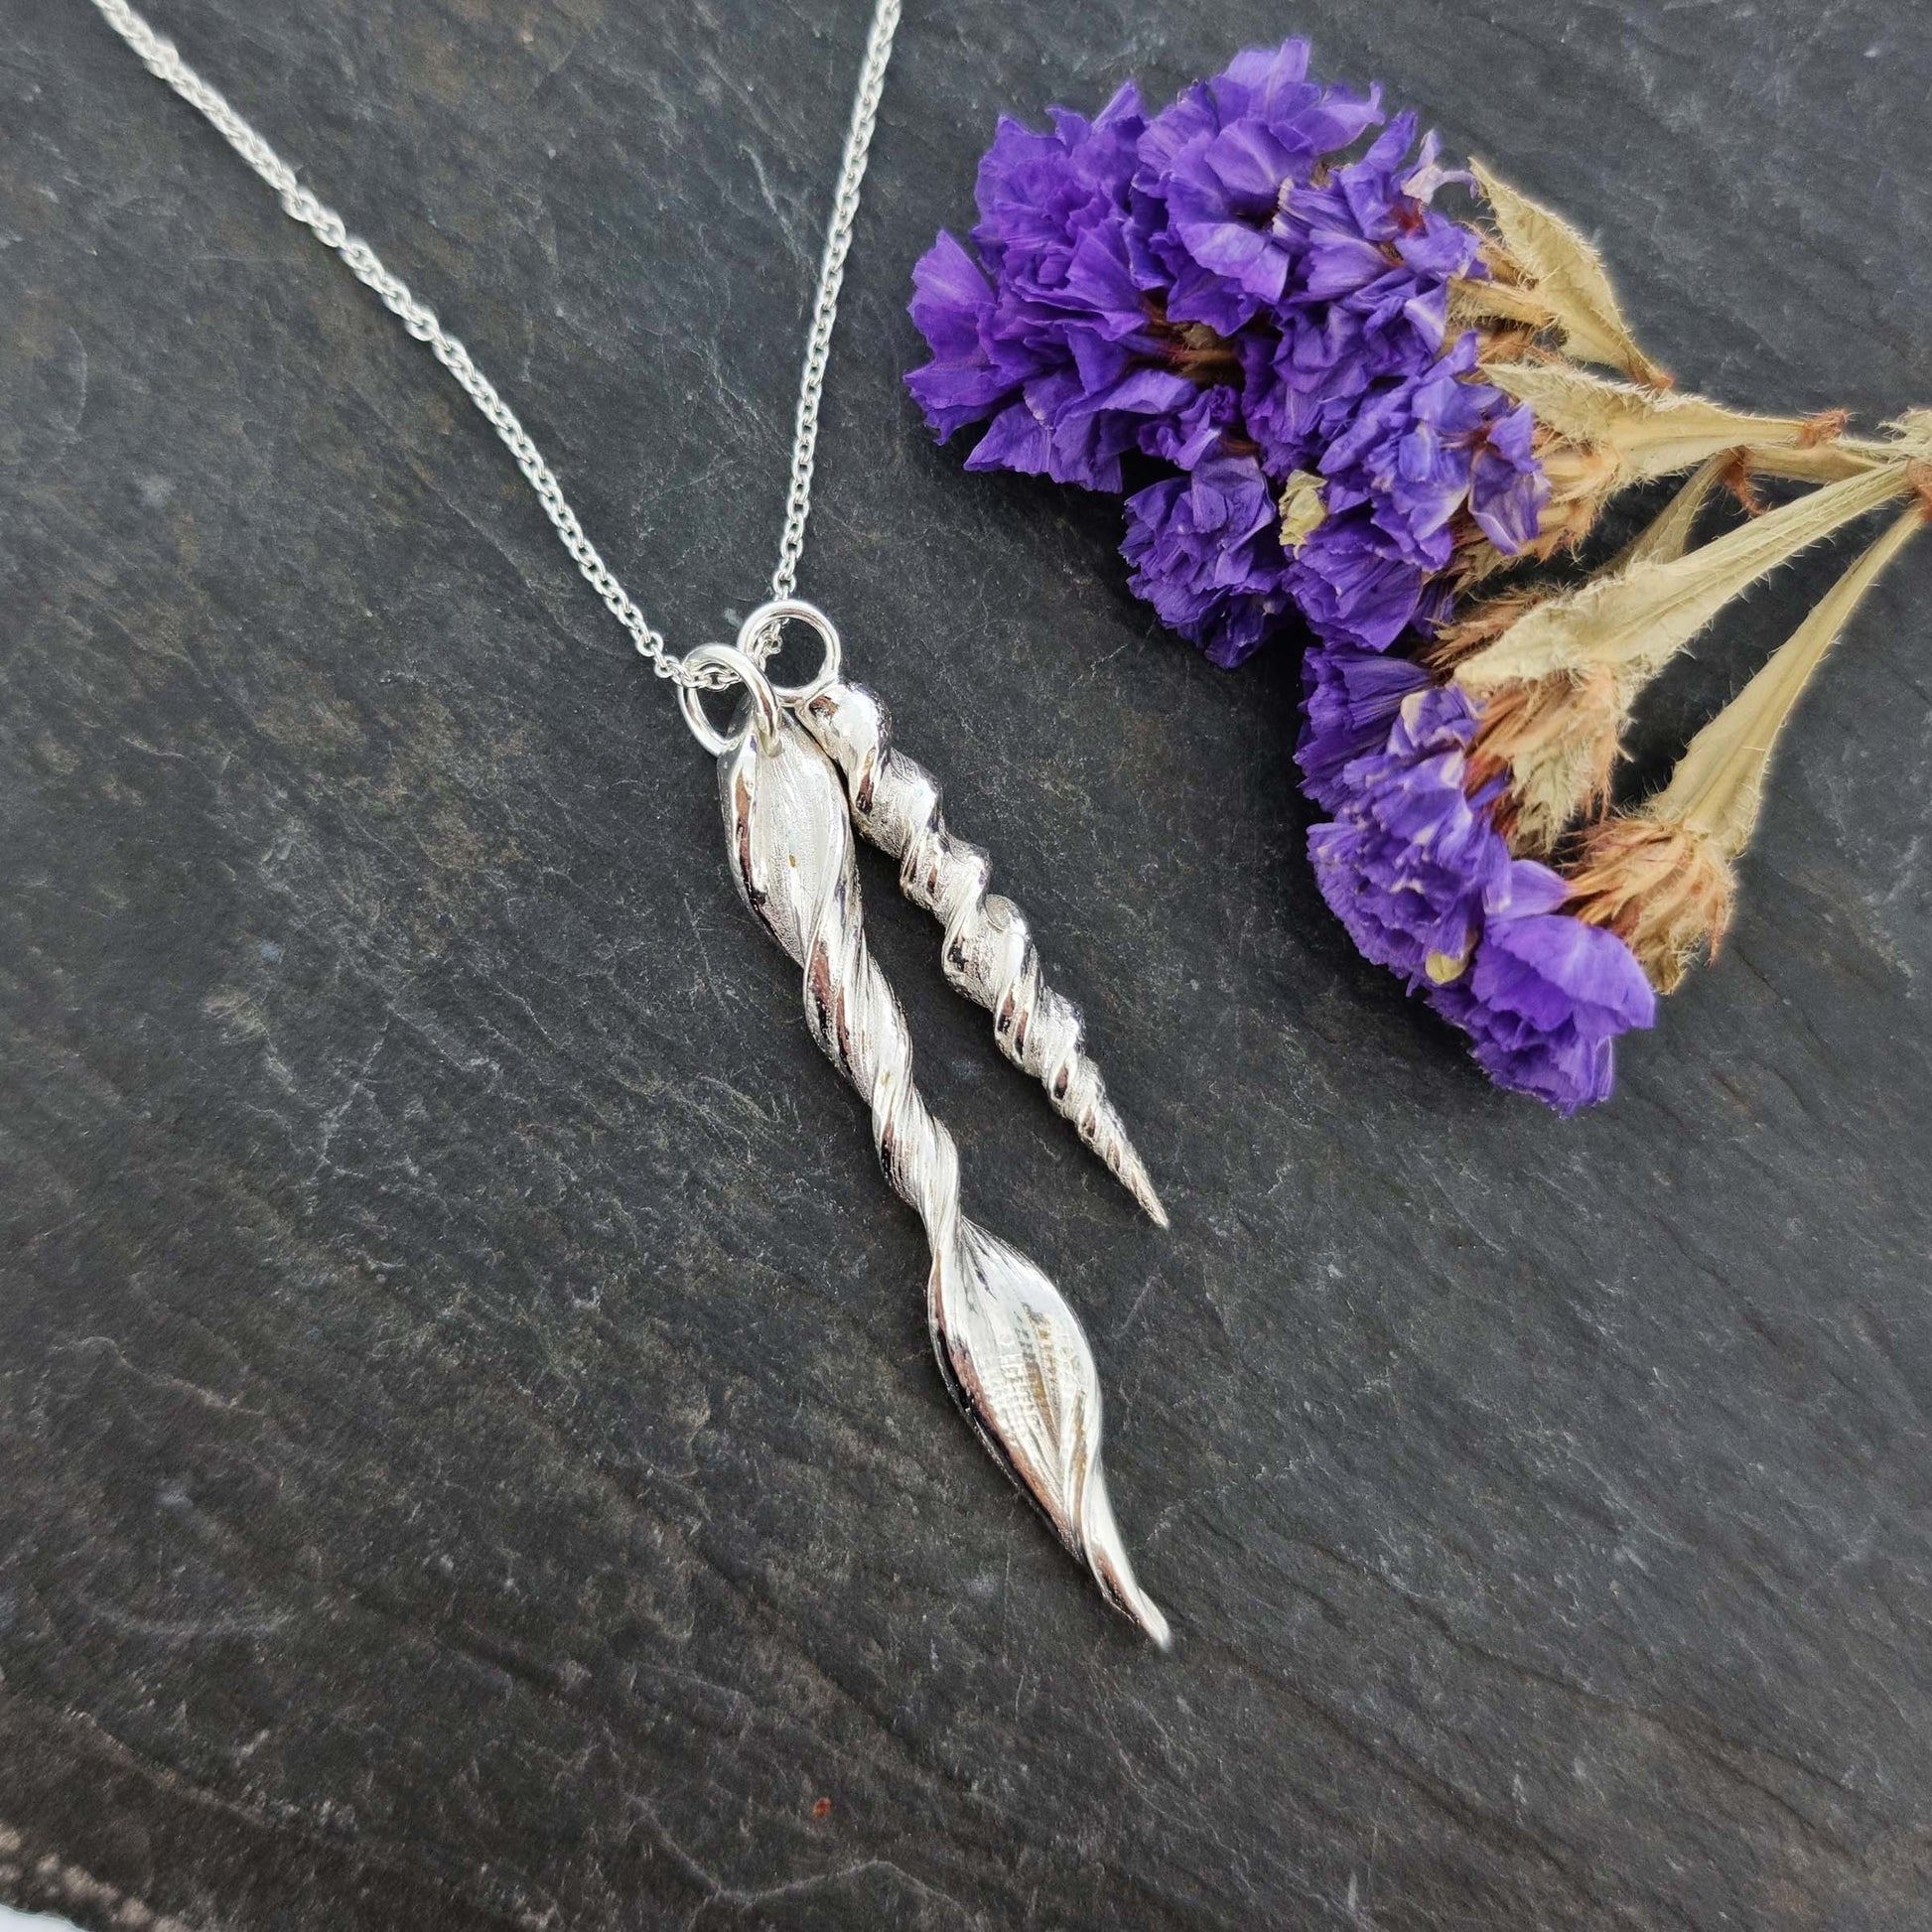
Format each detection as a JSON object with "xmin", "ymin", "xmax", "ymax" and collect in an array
[
  {"xmin": 85, "ymin": 0, "xmax": 900, "ymax": 692},
  {"xmin": 771, "ymin": 0, "xmax": 900, "ymax": 606}
]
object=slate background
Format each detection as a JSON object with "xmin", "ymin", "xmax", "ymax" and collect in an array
[{"xmin": 3, "ymin": 1, "xmax": 1930, "ymax": 1926}]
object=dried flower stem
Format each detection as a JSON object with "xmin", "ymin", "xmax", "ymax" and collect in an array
[
  {"xmin": 1602, "ymin": 452, "xmax": 1729, "ymax": 577},
  {"xmin": 1651, "ymin": 504, "xmax": 1925, "ymax": 853},
  {"xmin": 1735, "ymin": 420, "xmax": 1932, "ymax": 484},
  {"xmin": 1567, "ymin": 504, "xmax": 1924, "ymax": 988},
  {"xmin": 1456, "ymin": 458, "xmax": 1915, "ymax": 693},
  {"xmin": 1449, "ymin": 459, "xmax": 1920, "ymax": 854},
  {"xmin": 1485, "ymin": 363, "xmax": 1829, "ymax": 486}
]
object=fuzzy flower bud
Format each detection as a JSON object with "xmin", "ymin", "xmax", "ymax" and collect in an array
[{"xmin": 1565, "ymin": 817, "xmax": 1736, "ymax": 992}]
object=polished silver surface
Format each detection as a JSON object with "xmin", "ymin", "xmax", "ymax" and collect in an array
[
  {"xmin": 718, "ymin": 700, "xmax": 1170, "ymax": 1646},
  {"xmin": 797, "ymin": 677, "xmax": 1169, "ymax": 1226}
]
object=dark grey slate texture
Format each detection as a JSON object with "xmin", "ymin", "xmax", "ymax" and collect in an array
[{"xmin": 2, "ymin": 0, "xmax": 1929, "ymax": 1926}]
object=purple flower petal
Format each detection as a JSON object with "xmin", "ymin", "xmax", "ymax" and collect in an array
[
  {"xmin": 1297, "ymin": 642, "xmax": 1434, "ymax": 810},
  {"xmin": 1122, "ymin": 455, "xmax": 1292, "ymax": 664}
]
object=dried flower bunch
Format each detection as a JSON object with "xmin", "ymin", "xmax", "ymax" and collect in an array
[{"xmin": 905, "ymin": 38, "xmax": 1930, "ymax": 1112}]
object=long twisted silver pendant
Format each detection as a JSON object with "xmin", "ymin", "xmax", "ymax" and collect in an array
[{"xmin": 682, "ymin": 614, "xmax": 1169, "ymax": 1646}]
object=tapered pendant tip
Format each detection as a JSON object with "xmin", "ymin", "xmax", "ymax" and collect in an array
[
  {"xmin": 1133, "ymin": 1592, "xmax": 1173, "ymax": 1651},
  {"xmin": 1123, "ymin": 1156, "xmax": 1170, "ymax": 1230}
]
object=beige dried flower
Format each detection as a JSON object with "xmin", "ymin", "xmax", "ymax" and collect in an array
[
  {"xmin": 1464, "ymin": 662, "xmax": 1622, "ymax": 852},
  {"xmin": 1278, "ymin": 469, "xmax": 1326, "ymax": 552},
  {"xmin": 1567, "ymin": 817, "xmax": 1736, "ymax": 991}
]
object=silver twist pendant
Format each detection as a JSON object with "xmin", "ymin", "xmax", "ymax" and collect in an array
[
  {"xmin": 682, "ymin": 605, "xmax": 1169, "ymax": 1646},
  {"xmin": 797, "ymin": 679, "xmax": 1167, "ymax": 1226}
]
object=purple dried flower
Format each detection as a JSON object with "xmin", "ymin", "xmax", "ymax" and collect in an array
[
  {"xmin": 1295, "ymin": 118, "xmax": 1479, "ymax": 302},
  {"xmin": 904, "ymin": 83, "xmax": 1203, "ymax": 491},
  {"xmin": 906, "ymin": 42, "xmax": 1543, "ymax": 622},
  {"xmin": 1467, "ymin": 397, "xmax": 1547, "ymax": 553},
  {"xmin": 972, "ymin": 86, "xmax": 1146, "ymax": 297},
  {"xmin": 962, "ymin": 357, "xmax": 1199, "ymax": 492},
  {"xmin": 1285, "ymin": 336, "xmax": 1547, "ymax": 650},
  {"xmin": 1242, "ymin": 114, "xmax": 1483, "ymax": 476},
  {"xmin": 1428, "ymin": 866, "xmax": 1657, "ymax": 1115},
  {"xmin": 1121, "ymin": 455, "xmax": 1292, "ymax": 666},
  {"xmin": 1309, "ymin": 684, "xmax": 1654, "ymax": 1109},
  {"xmin": 1308, "ymin": 683, "xmax": 1507, "ymax": 982},
  {"xmin": 1130, "ymin": 41, "xmax": 1383, "ymax": 337},
  {"xmin": 1319, "ymin": 335, "xmax": 1538, "ymax": 569},
  {"xmin": 1288, "ymin": 507, "xmax": 1435, "ymax": 654},
  {"xmin": 898, "ymin": 38, "xmax": 1672, "ymax": 1114},
  {"xmin": 1138, "ymin": 382, "xmax": 1245, "ymax": 471},
  {"xmin": 904, "ymin": 229, "xmax": 1031, "ymax": 438}
]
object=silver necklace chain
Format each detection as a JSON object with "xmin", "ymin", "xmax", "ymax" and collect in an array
[{"xmin": 86, "ymin": 0, "xmax": 902, "ymax": 693}]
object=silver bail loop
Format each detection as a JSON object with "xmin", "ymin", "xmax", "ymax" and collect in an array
[
  {"xmin": 678, "ymin": 643, "xmax": 783, "ymax": 758},
  {"xmin": 737, "ymin": 598, "xmax": 843, "ymax": 703}
]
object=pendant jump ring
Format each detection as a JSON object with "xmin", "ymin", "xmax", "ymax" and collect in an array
[
  {"xmin": 738, "ymin": 598, "xmax": 842, "ymax": 704},
  {"xmin": 679, "ymin": 643, "xmax": 782, "ymax": 758}
]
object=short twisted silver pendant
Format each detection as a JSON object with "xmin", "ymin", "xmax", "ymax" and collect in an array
[
  {"xmin": 797, "ymin": 677, "xmax": 1167, "ymax": 1226},
  {"xmin": 684, "ymin": 615, "xmax": 1169, "ymax": 1646}
]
